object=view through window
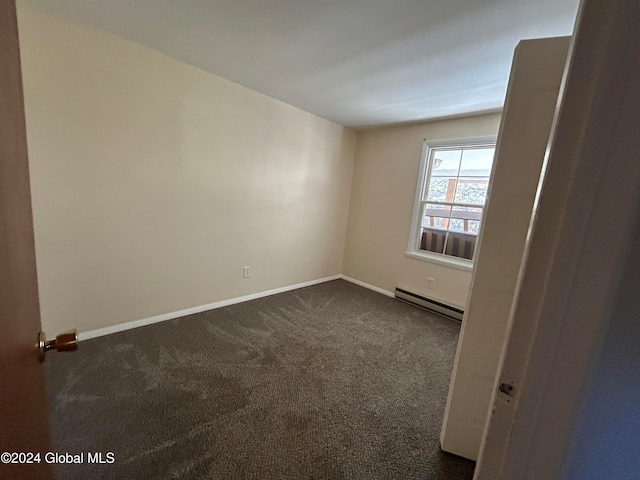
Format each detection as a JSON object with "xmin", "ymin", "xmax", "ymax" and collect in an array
[{"xmin": 412, "ymin": 143, "xmax": 496, "ymax": 262}]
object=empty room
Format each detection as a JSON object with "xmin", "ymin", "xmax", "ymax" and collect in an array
[{"xmin": 6, "ymin": 1, "xmax": 640, "ymax": 479}]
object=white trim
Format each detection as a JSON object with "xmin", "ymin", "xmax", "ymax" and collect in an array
[
  {"xmin": 78, "ymin": 275, "xmax": 341, "ymax": 341},
  {"xmin": 339, "ymin": 275, "xmax": 395, "ymax": 297},
  {"xmin": 407, "ymin": 141, "xmax": 432, "ymax": 253},
  {"xmin": 404, "ymin": 251, "xmax": 473, "ymax": 271},
  {"xmin": 79, "ymin": 274, "xmax": 401, "ymax": 342}
]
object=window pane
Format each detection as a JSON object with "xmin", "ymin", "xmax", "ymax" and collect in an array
[
  {"xmin": 431, "ymin": 149, "xmax": 462, "ymax": 177},
  {"xmin": 454, "ymin": 178, "xmax": 489, "ymax": 205},
  {"xmin": 420, "ymin": 227, "xmax": 447, "ymax": 254},
  {"xmin": 423, "ymin": 202, "xmax": 449, "ymax": 217},
  {"xmin": 421, "ymin": 216, "xmax": 448, "ymax": 229},
  {"xmin": 421, "ymin": 203, "xmax": 450, "ymax": 229},
  {"xmin": 459, "ymin": 147, "xmax": 495, "ymax": 177},
  {"xmin": 425, "ymin": 177, "xmax": 455, "ymax": 202},
  {"xmin": 448, "ymin": 218, "xmax": 465, "ymax": 232},
  {"xmin": 449, "ymin": 206, "xmax": 483, "ymax": 233},
  {"xmin": 444, "ymin": 230, "xmax": 477, "ymax": 260},
  {"xmin": 467, "ymin": 220, "xmax": 481, "ymax": 235}
]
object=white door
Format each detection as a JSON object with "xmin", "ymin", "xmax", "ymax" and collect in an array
[{"xmin": 440, "ymin": 36, "xmax": 570, "ymax": 460}]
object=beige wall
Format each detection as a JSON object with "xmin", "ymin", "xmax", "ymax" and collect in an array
[
  {"xmin": 18, "ymin": 7, "xmax": 356, "ymax": 335},
  {"xmin": 342, "ymin": 113, "xmax": 502, "ymax": 308}
]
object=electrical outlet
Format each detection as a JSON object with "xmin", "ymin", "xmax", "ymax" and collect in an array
[
  {"xmin": 427, "ymin": 277, "xmax": 434, "ymax": 289},
  {"xmin": 243, "ymin": 266, "xmax": 251, "ymax": 278}
]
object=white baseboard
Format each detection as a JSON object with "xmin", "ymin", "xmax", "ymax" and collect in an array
[
  {"xmin": 79, "ymin": 274, "xmax": 341, "ymax": 341},
  {"xmin": 339, "ymin": 275, "xmax": 395, "ymax": 298}
]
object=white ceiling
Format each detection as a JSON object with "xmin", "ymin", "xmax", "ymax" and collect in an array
[{"xmin": 19, "ymin": 0, "xmax": 580, "ymax": 128}]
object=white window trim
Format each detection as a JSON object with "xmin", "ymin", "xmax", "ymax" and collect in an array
[{"xmin": 405, "ymin": 135, "xmax": 497, "ymax": 271}]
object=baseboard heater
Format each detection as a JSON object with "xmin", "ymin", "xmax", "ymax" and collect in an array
[{"xmin": 395, "ymin": 287, "xmax": 464, "ymax": 322}]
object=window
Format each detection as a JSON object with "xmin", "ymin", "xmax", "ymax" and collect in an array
[{"xmin": 406, "ymin": 138, "xmax": 496, "ymax": 270}]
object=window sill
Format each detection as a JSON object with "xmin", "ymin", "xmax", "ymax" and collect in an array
[{"xmin": 405, "ymin": 250, "xmax": 474, "ymax": 272}]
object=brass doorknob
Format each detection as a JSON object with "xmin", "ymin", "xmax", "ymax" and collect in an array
[{"xmin": 38, "ymin": 329, "xmax": 78, "ymax": 362}]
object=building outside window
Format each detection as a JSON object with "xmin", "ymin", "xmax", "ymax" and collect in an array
[{"xmin": 406, "ymin": 138, "xmax": 496, "ymax": 270}]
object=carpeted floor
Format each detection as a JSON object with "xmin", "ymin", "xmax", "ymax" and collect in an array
[{"xmin": 45, "ymin": 279, "xmax": 475, "ymax": 479}]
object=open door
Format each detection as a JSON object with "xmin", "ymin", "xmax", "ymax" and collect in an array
[
  {"xmin": 0, "ymin": 2, "xmax": 53, "ymax": 479},
  {"xmin": 439, "ymin": 36, "xmax": 570, "ymax": 460},
  {"xmin": 475, "ymin": 0, "xmax": 640, "ymax": 477}
]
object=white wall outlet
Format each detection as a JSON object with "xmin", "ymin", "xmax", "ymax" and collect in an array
[
  {"xmin": 427, "ymin": 276, "xmax": 434, "ymax": 289},
  {"xmin": 243, "ymin": 266, "xmax": 251, "ymax": 278}
]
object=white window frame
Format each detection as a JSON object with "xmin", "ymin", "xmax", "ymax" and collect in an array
[{"xmin": 405, "ymin": 136, "xmax": 497, "ymax": 271}]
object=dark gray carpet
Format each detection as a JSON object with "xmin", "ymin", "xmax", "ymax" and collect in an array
[{"xmin": 45, "ymin": 279, "xmax": 475, "ymax": 479}]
